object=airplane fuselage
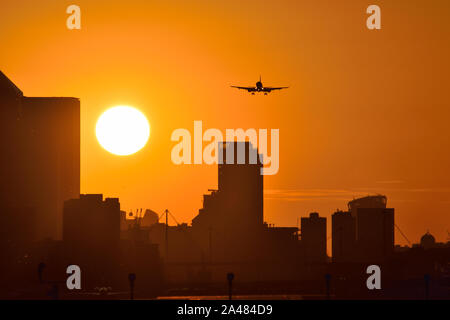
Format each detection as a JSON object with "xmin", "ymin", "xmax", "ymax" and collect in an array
[{"xmin": 256, "ymin": 81, "xmax": 263, "ymax": 91}]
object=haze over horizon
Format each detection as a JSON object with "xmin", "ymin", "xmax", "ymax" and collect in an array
[{"xmin": 1, "ymin": 0, "xmax": 450, "ymax": 246}]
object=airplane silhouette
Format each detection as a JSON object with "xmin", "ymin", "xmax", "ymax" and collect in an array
[{"xmin": 231, "ymin": 76, "xmax": 289, "ymax": 95}]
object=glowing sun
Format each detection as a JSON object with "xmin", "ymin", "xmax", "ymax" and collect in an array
[{"xmin": 96, "ymin": 106, "xmax": 150, "ymax": 156}]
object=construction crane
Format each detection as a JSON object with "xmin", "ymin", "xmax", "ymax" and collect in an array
[
  {"xmin": 395, "ymin": 223, "xmax": 411, "ymax": 246},
  {"xmin": 159, "ymin": 209, "xmax": 181, "ymax": 261},
  {"xmin": 130, "ymin": 208, "xmax": 144, "ymax": 228},
  {"xmin": 158, "ymin": 209, "xmax": 206, "ymax": 264}
]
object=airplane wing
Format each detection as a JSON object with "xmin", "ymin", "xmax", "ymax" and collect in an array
[
  {"xmin": 263, "ymin": 87, "xmax": 289, "ymax": 92},
  {"xmin": 231, "ymin": 86, "xmax": 256, "ymax": 92}
]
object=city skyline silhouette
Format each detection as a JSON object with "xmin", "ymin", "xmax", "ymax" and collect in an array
[
  {"xmin": 0, "ymin": 0, "xmax": 449, "ymax": 300},
  {"xmin": 2, "ymin": 1, "xmax": 450, "ymax": 247},
  {"xmin": 0, "ymin": 71, "xmax": 449, "ymax": 299}
]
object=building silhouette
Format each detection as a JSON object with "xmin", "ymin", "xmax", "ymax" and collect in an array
[
  {"xmin": 0, "ymin": 71, "xmax": 79, "ymax": 240},
  {"xmin": 350, "ymin": 195, "xmax": 394, "ymax": 262},
  {"xmin": 63, "ymin": 194, "xmax": 121, "ymax": 251},
  {"xmin": 348, "ymin": 194, "xmax": 387, "ymax": 212},
  {"xmin": 332, "ymin": 210, "xmax": 356, "ymax": 262},
  {"xmin": 301, "ymin": 212, "xmax": 327, "ymax": 263},
  {"xmin": 420, "ymin": 232, "xmax": 436, "ymax": 249},
  {"xmin": 332, "ymin": 195, "xmax": 394, "ymax": 263},
  {"xmin": 192, "ymin": 142, "xmax": 264, "ymax": 264},
  {"xmin": 63, "ymin": 194, "xmax": 121, "ymax": 286},
  {"xmin": 141, "ymin": 209, "xmax": 159, "ymax": 227},
  {"xmin": 61, "ymin": 194, "xmax": 163, "ymax": 293},
  {"xmin": 193, "ymin": 141, "xmax": 263, "ymax": 231},
  {"xmin": 356, "ymin": 207, "xmax": 394, "ymax": 261}
]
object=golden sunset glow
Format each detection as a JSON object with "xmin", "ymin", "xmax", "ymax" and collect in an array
[{"xmin": 96, "ymin": 106, "xmax": 150, "ymax": 156}]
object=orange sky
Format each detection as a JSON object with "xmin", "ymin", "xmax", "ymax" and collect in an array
[{"xmin": 1, "ymin": 0, "xmax": 450, "ymax": 248}]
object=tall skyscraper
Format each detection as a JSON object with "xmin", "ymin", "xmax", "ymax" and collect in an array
[
  {"xmin": 193, "ymin": 141, "xmax": 263, "ymax": 231},
  {"xmin": 192, "ymin": 141, "xmax": 264, "ymax": 262},
  {"xmin": 0, "ymin": 71, "xmax": 80, "ymax": 240}
]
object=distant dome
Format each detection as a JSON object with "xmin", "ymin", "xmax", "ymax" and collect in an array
[{"xmin": 420, "ymin": 231, "xmax": 436, "ymax": 249}]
